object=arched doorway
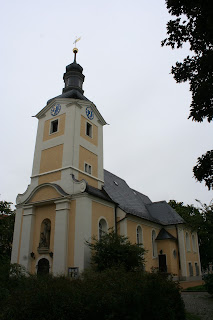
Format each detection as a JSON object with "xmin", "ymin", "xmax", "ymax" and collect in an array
[{"xmin": 37, "ymin": 258, "xmax": 49, "ymax": 276}]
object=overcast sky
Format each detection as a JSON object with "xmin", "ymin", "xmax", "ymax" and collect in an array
[{"xmin": 1, "ymin": 0, "xmax": 212, "ymax": 208}]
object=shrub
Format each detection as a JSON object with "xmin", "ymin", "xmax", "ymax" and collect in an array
[
  {"xmin": 0, "ymin": 267, "xmax": 185, "ymax": 320},
  {"xmin": 204, "ymin": 273, "xmax": 213, "ymax": 295}
]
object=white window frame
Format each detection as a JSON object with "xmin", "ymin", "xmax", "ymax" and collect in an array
[
  {"xmin": 98, "ymin": 217, "xmax": 108, "ymax": 240},
  {"xmin": 136, "ymin": 225, "xmax": 143, "ymax": 246},
  {"xmin": 192, "ymin": 233, "xmax": 197, "ymax": 252},
  {"xmin": 188, "ymin": 262, "xmax": 193, "ymax": 277},
  {"xmin": 195, "ymin": 262, "xmax": 199, "ymax": 276},
  {"xmin": 186, "ymin": 232, "xmax": 191, "ymax": 252},
  {"xmin": 85, "ymin": 121, "xmax": 93, "ymax": 138},
  {"xmin": 152, "ymin": 229, "xmax": 157, "ymax": 258},
  {"xmin": 84, "ymin": 162, "xmax": 92, "ymax": 175},
  {"xmin": 50, "ymin": 118, "xmax": 59, "ymax": 135}
]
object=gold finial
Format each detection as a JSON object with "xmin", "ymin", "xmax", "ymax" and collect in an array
[{"xmin": 73, "ymin": 36, "xmax": 81, "ymax": 62}]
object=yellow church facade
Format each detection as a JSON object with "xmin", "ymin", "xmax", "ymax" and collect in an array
[{"xmin": 11, "ymin": 49, "xmax": 201, "ymax": 281}]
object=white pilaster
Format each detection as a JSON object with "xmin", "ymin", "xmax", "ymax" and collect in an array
[
  {"xmin": 74, "ymin": 196, "xmax": 92, "ymax": 272},
  {"xmin": 11, "ymin": 207, "xmax": 22, "ymax": 264},
  {"xmin": 52, "ymin": 199, "xmax": 70, "ymax": 275},
  {"xmin": 19, "ymin": 206, "xmax": 35, "ymax": 271},
  {"xmin": 177, "ymin": 227, "xmax": 187, "ymax": 279}
]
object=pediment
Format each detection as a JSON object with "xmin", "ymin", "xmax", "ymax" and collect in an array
[{"xmin": 25, "ymin": 183, "xmax": 68, "ymax": 204}]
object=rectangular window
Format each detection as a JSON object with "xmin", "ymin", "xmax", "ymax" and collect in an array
[
  {"xmin": 189, "ymin": 263, "xmax": 193, "ymax": 277},
  {"xmin": 85, "ymin": 163, "xmax": 92, "ymax": 175},
  {"xmin": 195, "ymin": 263, "xmax": 199, "ymax": 276},
  {"xmin": 50, "ymin": 119, "xmax": 59, "ymax": 134},
  {"xmin": 68, "ymin": 267, "xmax": 79, "ymax": 278},
  {"xmin": 86, "ymin": 122, "xmax": 92, "ymax": 138}
]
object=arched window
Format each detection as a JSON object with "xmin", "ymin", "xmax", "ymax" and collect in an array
[
  {"xmin": 98, "ymin": 218, "xmax": 107, "ymax": 239},
  {"xmin": 152, "ymin": 230, "xmax": 157, "ymax": 257},
  {"xmin": 39, "ymin": 219, "xmax": 51, "ymax": 249},
  {"xmin": 186, "ymin": 232, "xmax": 191, "ymax": 252},
  {"xmin": 192, "ymin": 234, "xmax": 196, "ymax": 252},
  {"xmin": 136, "ymin": 226, "xmax": 143, "ymax": 245}
]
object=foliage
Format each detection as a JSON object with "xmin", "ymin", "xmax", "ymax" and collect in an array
[
  {"xmin": 204, "ymin": 273, "xmax": 213, "ymax": 295},
  {"xmin": 162, "ymin": 1, "xmax": 213, "ymax": 189},
  {"xmin": 169, "ymin": 199, "xmax": 213, "ymax": 269},
  {"xmin": 0, "ymin": 201, "xmax": 15, "ymax": 261},
  {"xmin": 193, "ymin": 150, "xmax": 213, "ymax": 190},
  {"xmin": 0, "ymin": 267, "xmax": 186, "ymax": 320},
  {"xmin": 86, "ymin": 230, "xmax": 146, "ymax": 272},
  {"xmin": 185, "ymin": 285, "xmax": 206, "ymax": 292},
  {"xmin": 162, "ymin": 0, "xmax": 213, "ymax": 123}
]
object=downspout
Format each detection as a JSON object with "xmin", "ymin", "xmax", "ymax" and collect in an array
[{"xmin": 114, "ymin": 205, "xmax": 118, "ymax": 234}]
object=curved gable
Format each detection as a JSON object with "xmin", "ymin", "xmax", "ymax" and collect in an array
[{"xmin": 27, "ymin": 185, "xmax": 63, "ymax": 203}]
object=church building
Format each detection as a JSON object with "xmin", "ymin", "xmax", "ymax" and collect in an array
[{"xmin": 11, "ymin": 48, "xmax": 201, "ymax": 281}]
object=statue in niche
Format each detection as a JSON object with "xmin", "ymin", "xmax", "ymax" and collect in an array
[{"xmin": 39, "ymin": 219, "xmax": 51, "ymax": 248}]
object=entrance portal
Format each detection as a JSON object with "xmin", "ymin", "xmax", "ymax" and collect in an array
[
  {"xmin": 37, "ymin": 258, "xmax": 50, "ymax": 275},
  {"xmin": 158, "ymin": 254, "xmax": 167, "ymax": 272}
]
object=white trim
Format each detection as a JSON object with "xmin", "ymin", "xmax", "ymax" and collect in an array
[
  {"xmin": 30, "ymin": 165, "xmax": 104, "ymax": 183},
  {"xmin": 151, "ymin": 229, "xmax": 157, "ymax": 258},
  {"xmin": 98, "ymin": 217, "xmax": 108, "ymax": 240},
  {"xmin": 185, "ymin": 231, "xmax": 191, "ymax": 252},
  {"xmin": 136, "ymin": 224, "xmax": 143, "ymax": 245}
]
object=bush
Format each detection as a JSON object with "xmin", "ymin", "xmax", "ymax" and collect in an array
[
  {"xmin": 204, "ymin": 273, "xmax": 213, "ymax": 295},
  {"xmin": 0, "ymin": 267, "xmax": 185, "ymax": 320}
]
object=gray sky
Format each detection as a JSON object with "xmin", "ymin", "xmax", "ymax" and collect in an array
[{"xmin": 1, "ymin": 0, "xmax": 212, "ymax": 208}]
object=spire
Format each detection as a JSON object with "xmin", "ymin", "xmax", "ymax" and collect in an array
[{"xmin": 62, "ymin": 46, "xmax": 85, "ymax": 95}]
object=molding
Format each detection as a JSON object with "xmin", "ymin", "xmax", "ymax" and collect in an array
[{"xmin": 30, "ymin": 165, "xmax": 104, "ymax": 183}]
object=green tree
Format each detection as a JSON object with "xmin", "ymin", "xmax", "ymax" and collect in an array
[
  {"xmin": 169, "ymin": 199, "xmax": 213, "ymax": 269},
  {"xmin": 162, "ymin": 0, "xmax": 213, "ymax": 189},
  {"xmin": 87, "ymin": 230, "xmax": 146, "ymax": 272},
  {"xmin": 0, "ymin": 201, "xmax": 15, "ymax": 261}
]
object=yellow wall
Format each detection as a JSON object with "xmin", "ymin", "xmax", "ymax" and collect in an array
[
  {"xmin": 30, "ymin": 203, "xmax": 56, "ymax": 273},
  {"xmin": 67, "ymin": 200, "xmax": 76, "ymax": 267},
  {"xmin": 79, "ymin": 146, "xmax": 98, "ymax": 188},
  {"xmin": 39, "ymin": 144, "xmax": 63, "ymax": 184},
  {"xmin": 92, "ymin": 201, "xmax": 114, "ymax": 238},
  {"xmin": 43, "ymin": 113, "xmax": 66, "ymax": 141},
  {"xmin": 80, "ymin": 115, "xmax": 98, "ymax": 146},
  {"xmin": 126, "ymin": 219, "xmax": 180, "ymax": 274},
  {"xmin": 127, "ymin": 219, "xmax": 160, "ymax": 271},
  {"xmin": 29, "ymin": 185, "xmax": 61, "ymax": 203},
  {"xmin": 184, "ymin": 230, "xmax": 200, "ymax": 276}
]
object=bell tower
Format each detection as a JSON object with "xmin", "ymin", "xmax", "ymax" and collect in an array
[
  {"xmin": 28, "ymin": 47, "xmax": 107, "ymax": 196},
  {"xmin": 11, "ymin": 48, "xmax": 108, "ymax": 275}
]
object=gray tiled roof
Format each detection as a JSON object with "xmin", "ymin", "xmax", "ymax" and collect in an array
[
  {"xmin": 103, "ymin": 170, "xmax": 185, "ymax": 226},
  {"xmin": 156, "ymin": 228, "xmax": 177, "ymax": 241}
]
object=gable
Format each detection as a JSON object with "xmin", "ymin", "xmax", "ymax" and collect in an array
[{"xmin": 27, "ymin": 185, "xmax": 62, "ymax": 203}]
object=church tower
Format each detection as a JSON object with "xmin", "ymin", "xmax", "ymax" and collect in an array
[{"xmin": 11, "ymin": 48, "xmax": 114, "ymax": 276}]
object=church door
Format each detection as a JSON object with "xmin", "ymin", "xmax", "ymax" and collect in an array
[
  {"xmin": 37, "ymin": 258, "xmax": 50, "ymax": 275},
  {"xmin": 158, "ymin": 254, "xmax": 167, "ymax": 272}
]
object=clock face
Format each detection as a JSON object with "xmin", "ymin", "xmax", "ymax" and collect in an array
[
  {"xmin": 51, "ymin": 104, "xmax": 61, "ymax": 116},
  {"xmin": 86, "ymin": 106, "xmax": 94, "ymax": 120}
]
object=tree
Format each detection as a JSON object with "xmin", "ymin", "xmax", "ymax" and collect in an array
[
  {"xmin": 169, "ymin": 199, "xmax": 213, "ymax": 269},
  {"xmin": 0, "ymin": 201, "xmax": 15, "ymax": 261},
  {"xmin": 162, "ymin": 0, "xmax": 213, "ymax": 189},
  {"xmin": 87, "ymin": 230, "xmax": 146, "ymax": 272},
  {"xmin": 193, "ymin": 150, "xmax": 213, "ymax": 190}
]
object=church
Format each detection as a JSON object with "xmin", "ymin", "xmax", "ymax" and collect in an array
[{"xmin": 11, "ymin": 47, "xmax": 201, "ymax": 281}]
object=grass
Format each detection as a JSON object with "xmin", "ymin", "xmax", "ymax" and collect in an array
[
  {"xmin": 185, "ymin": 285, "xmax": 206, "ymax": 292},
  {"xmin": 185, "ymin": 311, "xmax": 201, "ymax": 320}
]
